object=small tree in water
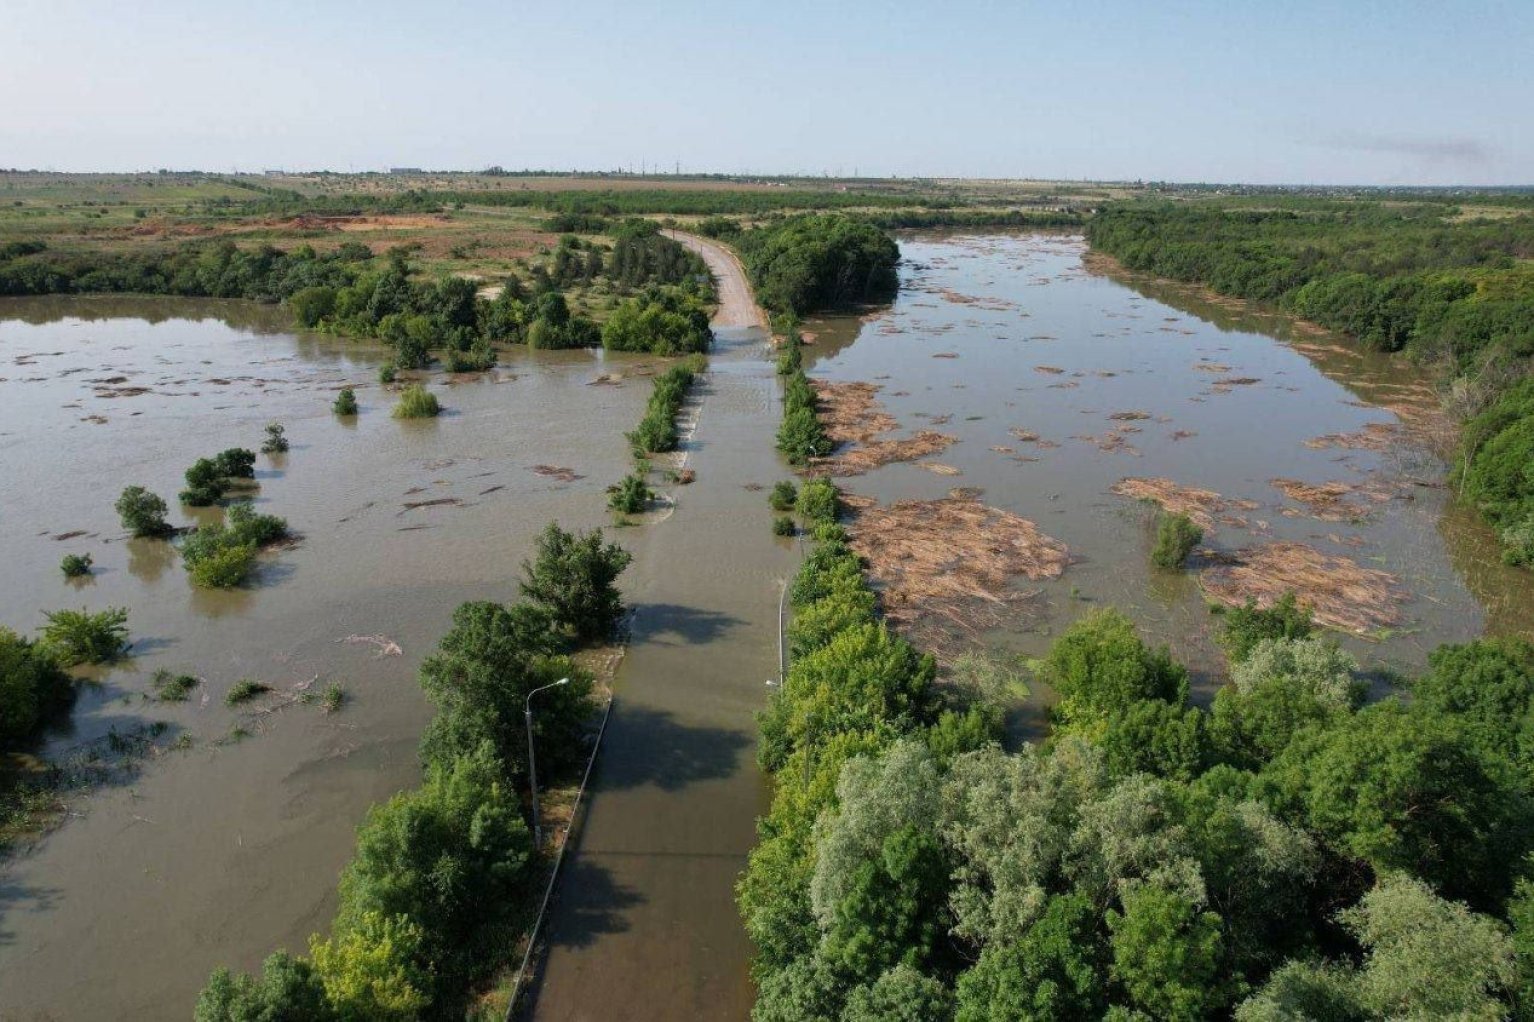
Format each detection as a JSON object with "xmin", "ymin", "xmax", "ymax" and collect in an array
[
  {"xmin": 333, "ymin": 388, "xmax": 358, "ymax": 416},
  {"xmin": 115, "ymin": 485, "xmax": 171, "ymax": 537},
  {"xmin": 1151, "ymin": 512, "xmax": 1202, "ymax": 569},
  {"xmin": 520, "ymin": 523, "xmax": 633, "ymax": 642},
  {"xmin": 261, "ymin": 423, "xmax": 290, "ymax": 453}
]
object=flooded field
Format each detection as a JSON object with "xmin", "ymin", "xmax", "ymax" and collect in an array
[
  {"xmin": 0, "ymin": 296, "xmax": 661, "ymax": 1018},
  {"xmin": 804, "ymin": 233, "xmax": 1534, "ymax": 691}
]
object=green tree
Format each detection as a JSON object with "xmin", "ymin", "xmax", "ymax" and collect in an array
[
  {"xmin": 954, "ymin": 892, "xmax": 1107, "ymax": 1022},
  {"xmin": 309, "ymin": 911, "xmax": 429, "ymax": 1022},
  {"xmin": 1107, "ymin": 884, "xmax": 1225, "ymax": 1020},
  {"xmin": 0, "ymin": 627, "xmax": 71, "ymax": 745},
  {"xmin": 115, "ymin": 485, "xmax": 171, "ymax": 536},
  {"xmin": 194, "ymin": 952, "xmax": 336, "ymax": 1022},
  {"xmin": 1211, "ymin": 636, "xmax": 1363, "ymax": 766},
  {"xmin": 843, "ymin": 965, "xmax": 955, "ymax": 1022},
  {"xmin": 1150, "ymin": 512, "xmax": 1202, "ymax": 569},
  {"xmin": 1041, "ymin": 609, "xmax": 1188, "ymax": 727},
  {"xmin": 518, "ymin": 523, "xmax": 633, "ymax": 642}
]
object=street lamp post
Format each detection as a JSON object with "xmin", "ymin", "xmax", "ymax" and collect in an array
[{"xmin": 525, "ymin": 677, "xmax": 569, "ymax": 849}]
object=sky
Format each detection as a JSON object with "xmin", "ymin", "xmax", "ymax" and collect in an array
[{"xmin": 1, "ymin": 0, "xmax": 1529, "ymax": 186}]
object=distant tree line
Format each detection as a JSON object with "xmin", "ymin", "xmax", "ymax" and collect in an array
[{"xmin": 1087, "ymin": 203, "xmax": 1534, "ymax": 564}]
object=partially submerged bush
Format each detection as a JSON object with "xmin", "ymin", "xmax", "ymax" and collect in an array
[
  {"xmin": 226, "ymin": 678, "xmax": 271, "ymax": 706},
  {"xmin": 379, "ymin": 364, "xmax": 397, "ymax": 384},
  {"xmin": 188, "ymin": 543, "xmax": 257, "ymax": 588},
  {"xmin": 261, "ymin": 423, "xmax": 289, "ymax": 453},
  {"xmin": 519, "ymin": 523, "xmax": 633, "ymax": 642},
  {"xmin": 332, "ymin": 387, "xmax": 358, "ymax": 416},
  {"xmin": 768, "ymin": 480, "xmax": 798, "ymax": 512},
  {"xmin": 1151, "ymin": 511, "xmax": 1202, "ymax": 568},
  {"xmin": 40, "ymin": 607, "xmax": 129, "ymax": 666},
  {"xmin": 213, "ymin": 448, "xmax": 256, "ymax": 480},
  {"xmin": 1218, "ymin": 593, "xmax": 1315, "ymax": 664},
  {"xmin": 181, "ymin": 505, "xmax": 287, "ymax": 588},
  {"xmin": 392, "ymin": 385, "xmax": 440, "ymax": 419},
  {"xmin": 796, "ymin": 477, "xmax": 839, "ymax": 524},
  {"xmin": 115, "ymin": 485, "xmax": 171, "ymax": 537},
  {"xmin": 0, "ymin": 627, "xmax": 72, "ymax": 745},
  {"xmin": 180, "ymin": 457, "xmax": 228, "ymax": 507},
  {"xmin": 607, "ymin": 474, "xmax": 652, "ymax": 514},
  {"xmin": 60, "ymin": 553, "xmax": 93, "ymax": 578},
  {"xmin": 151, "ymin": 668, "xmax": 199, "ymax": 702},
  {"xmin": 773, "ymin": 515, "xmax": 797, "ymax": 537}
]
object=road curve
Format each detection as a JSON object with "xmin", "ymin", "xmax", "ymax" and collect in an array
[{"xmin": 664, "ymin": 230, "xmax": 769, "ymax": 331}]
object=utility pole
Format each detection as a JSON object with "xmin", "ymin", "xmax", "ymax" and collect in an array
[{"xmin": 525, "ymin": 677, "xmax": 570, "ymax": 848}]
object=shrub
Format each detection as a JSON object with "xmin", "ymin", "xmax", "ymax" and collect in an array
[
  {"xmin": 322, "ymin": 683, "xmax": 346, "ymax": 714},
  {"xmin": 288, "ymin": 285, "xmax": 337, "ymax": 328},
  {"xmin": 261, "ymin": 423, "xmax": 289, "ymax": 453},
  {"xmin": 391, "ymin": 385, "xmax": 440, "ymax": 419},
  {"xmin": 180, "ymin": 457, "xmax": 227, "ymax": 506},
  {"xmin": 796, "ymin": 478, "xmax": 839, "ymax": 524},
  {"xmin": 213, "ymin": 448, "xmax": 256, "ymax": 479},
  {"xmin": 1151, "ymin": 511, "xmax": 1202, "ymax": 568},
  {"xmin": 40, "ymin": 607, "xmax": 129, "ymax": 666},
  {"xmin": 150, "ymin": 668, "xmax": 199, "ymax": 702},
  {"xmin": 1502, "ymin": 513, "xmax": 1534, "ymax": 566},
  {"xmin": 519, "ymin": 523, "xmax": 633, "ymax": 642},
  {"xmin": 195, "ymin": 952, "xmax": 334, "ymax": 1022},
  {"xmin": 608, "ymin": 474, "xmax": 652, "ymax": 514},
  {"xmin": 0, "ymin": 627, "xmax": 72, "ymax": 744},
  {"xmin": 333, "ymin": 387, "xmax": 358, "ymax": 415},
  {"xmin": 378, "ymin": 364, "xmax": 397, "ymax": 384},
  {"xmin": 226, "ymin": 679, "xmax": 271, "ymax": 705},
  {"xmin": 1218, "ymin": 593, "xmax": 1314, "ymax": 664},
  {"xmin": 188, "ymin": 541, "xmax": 257, "ymax": 588},
  {"xmin": 60, "ymin": 553, "xmax": 93, "ymax": 578},
  {"xmin": 777, "ymin": 407, "xmax": 831, "ymax": 465},
  {"xmin": 601, "ymin": 287, "xmax": 713, "ymax": 355},
  {"xmin": 773, "ymin": 515, "xmax": 797, "ymax": 537},
  {"xmin": 769, "ymin": 481, "xmax": 798, "ymax": 512},
  {"xmin": 115, "ymin": 485, "xmax": 171, "ymax": 536},
  {"xmin": 226, "ymin": 502, "xmax": 288, "ymax": 545}
]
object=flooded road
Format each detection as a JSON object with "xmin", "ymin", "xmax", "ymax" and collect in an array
[
  {"xmin": 0, "ymin": 297, "xmax": 663, "ymax": 1018},
  {"xmin": 525, "ymin": 235, "xmax": 794, "ymax": 1020},
  {"xmin": 804, "ymin": 233, "xmax": 1533, "ymax": 689}
]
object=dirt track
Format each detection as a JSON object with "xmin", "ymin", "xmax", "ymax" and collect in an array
[{"xmin": 663, "ymin": 230, "xmax": 768, "ymax": 330}]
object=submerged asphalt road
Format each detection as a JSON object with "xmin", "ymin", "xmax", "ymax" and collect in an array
[{"xmin": 524, "ymin": 235, "xmax": 792, "ymax": 1020}]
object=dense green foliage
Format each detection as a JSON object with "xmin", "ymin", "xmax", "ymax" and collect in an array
[
  {"xmin": 390, "ymin": 384, "xmax": 440, "ymax": 419},
  {"xmin": 198, "ymin": 521, "xmax": 630, "ymax": 1018},
  {"xmin": 1087, "ymin": 202, "xmax": 1534, "ymax": 562},
  {"xmin": 261, "ymin": 423, "xmax": 289, "ymax": 453},
  {"xmin": 333, "ymin": 387, "xmax": 358, "ymax": 416},
  {"xmin": 607, "ymin": 473, "xmax": 652, "ymax": 514},
  {"xmin": 776, "ymin": 331, "xmax": 832, "ymax": 465},
  {"xmin": 0, "ymin": 627, "xmax": 72, "ymax": 746},
  {"xmin": 626, "ymin": 358, "xmax": 704, "ymax": 456},
  {"xmin": 39, "ymin": 607, "xmax": 129, "ymax": 666},
  {"xmin": 769, "ymin": 481, "xmax": 798, "ymax": 512},
  {"xmin": 180, "ymin": 503, "xmax": 289, "ymax": 588},
  {"xmin": 736, "ymin": 214, "xmax": 900, "ymax": 315},
  {"xmin": 601, "ymin": 285, "xmax": 713, "ymax": 355},
  {"xmin": 59, "ymin": 552, "xmax": 93, "ymax": 578},
  {"xmin": 1150, "ymin": 511, "xmax": 1202, "ymax": 568},
  {"xmin": 114, "ymin": 485, "xmax": 171, "ymax": 537}
]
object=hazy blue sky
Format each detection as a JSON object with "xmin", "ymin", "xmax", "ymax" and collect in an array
[{"xmin": 2, "ymin": 0, "xmax": 1528, "ymax": 185}]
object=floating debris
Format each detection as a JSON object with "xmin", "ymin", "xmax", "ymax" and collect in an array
[
  {"xmin": 1111, "ymin": 477, "xmax": 1260, "ymax": 532},
  {"xmin": 530, "ymin": 464, "xmax": 583, "ymax": 482},
  {"xmin": 340, "ymin": 634, "xmax": 402, "ymax": 657},
  {"xmin": 811, "ymin": 380, "xmax": 957, "ymax": 477},
  {"xmin": 1200, "ymin": 542, "xmax": 1404, "ymax": 635}
]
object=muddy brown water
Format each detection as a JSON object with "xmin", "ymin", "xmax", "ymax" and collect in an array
[
  {"xmin": 0, "ymin": 295, "xmax": 707, "ymax": 1018},
  {"xmin": 803, "ymin": 232, "xmax": 1534, "ymax": 705}
]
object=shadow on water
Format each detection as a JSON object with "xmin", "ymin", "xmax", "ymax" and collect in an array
[
  {"xmin": 513, "ymin": 856, "xmax": 645, "ymax": 1020},
  {"xmin": 593, "ymin": 705, "xmax": 751, "ymax": 794},
  {"xmin": 0, "ymin": 875, "xmax": 61, "ymax": 946},
  {"xmin": 632, "ymin": 602, "xmax": 744, "ymax": 646}
]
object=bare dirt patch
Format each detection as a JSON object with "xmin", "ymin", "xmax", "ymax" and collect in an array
[
  {"xmin": 1200, "ymin": 542, "xmax": 1405, "ymax": 635},
  {"xmin": 844, "ymin": 492, "xmax": 1069, "ymax": 651}
]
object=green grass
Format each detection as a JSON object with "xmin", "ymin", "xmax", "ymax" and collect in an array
[{"xmin": 225, "ymin": 679, "xmax": 271, "ymax": 706}]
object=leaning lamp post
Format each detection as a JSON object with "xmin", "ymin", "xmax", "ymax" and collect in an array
[{"xmin": 525, "ymin": 677, "xmax": 569, "ymax": 849}]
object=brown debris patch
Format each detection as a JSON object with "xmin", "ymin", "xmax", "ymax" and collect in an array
[
  {"xmin": 917, "ymin": 462, "xmax": 963, "ymax": 476},
  {"xmin": 846, "ymin": 494, "xmax": 1069, "ymax": 648},
  {"xmin": 1304, "ymin": 422, "xmax": 1401, "ymax": 453},
  {"xmin": 1108, "ymin": 411, "xmax": 1151, "ymax": 421},
  {"xmin": 1269, "ymin": 478, "xmax": 1389, "ymax": 522},
  {"xmin": 1034, "ymin": 365, "xmax": 1066, "ymax": 375},
  {"xmin": 1200, "ymin": 542, "xmax": 1404, "ymax": 635},
  {"xmin": 811, "ymin": 380, "xmax": 957, "ymax": 477},
  {"xmin": 530, "ymin": 464, "xmax": 583, "ymax": 482},
  {"xmin": 1111, "ymin": 477, "xmax": 1260, "ymax": 532}
]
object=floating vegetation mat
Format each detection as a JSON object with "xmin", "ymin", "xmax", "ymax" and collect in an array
[
  {"xmin": 1111, "ymin": 477, "xmax": 1260, "ymax": 532},
  {"xmin": 1200, "ymin": 541, "xmax": 1404, "ymax": 635},
  {"xmin": 844, "ymin": 491, "xmax": 1069, "ymax": 651},
  {"xmin": 1269, "ymin": 478, "xmax": 1392, "ymax": 522},
  {"xmin": 812, "ymin": 380, "xmax": 957, "ymax": 477}
]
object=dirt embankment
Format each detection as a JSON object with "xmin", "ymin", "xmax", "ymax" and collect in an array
[{"xmin": 662, "ymin": 231, "xmax": 767, "ymax": 330}]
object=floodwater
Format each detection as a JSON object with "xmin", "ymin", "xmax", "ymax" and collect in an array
[
  {"xmin": 803, "ymin": 233, "xmax": 1534, "ymax": 691},
  {"xmin": 0, "ymin": 296, "xmax": 662, "ymax": 1018}
]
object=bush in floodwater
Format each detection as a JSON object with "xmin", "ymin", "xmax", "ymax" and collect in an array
[
  {"xmin": 772, "ymin": 515, "xmax": 796, "ymax": 537},
  {"xmin": 213, "ymin": 448, "xmax": 256, "ymax": 480},
  {"xmin": 40, "ymin": 607, "xmax": 129, "ymax": 666},
  {"xmin": 379, "ymin": 364, "xmax": 397, "ymax": 384},
  {"xmin": 60, "ymin": 553, "xmax": 93, "ymax": 578},
  {"xmin": 776, "ymin": 406, "xmax": 832, "ymax": 466},
  {"xmin": 188, "ymin": 543, "xmax": 257, "ymax": 588},
  {"xmin": 115, "ymin": 485, "xmax": 171, "ymax": 537},
  {"xmin": 182, "ymin": 504, "xmax": 287, "ymax": 588},
  {"xmin": 0, "ymin": 626, "xmax": 73, "ymax": 745},
  {"xmin": 321, "ymin": 683, "xmax": 345, "ymax": 714},
  {"xmin": 261, "ymin": 423, "xmax": 290, "ymax": 453},
  {"xmin": 333, "ymin": 387, "xmax": 358, "ymax": 416},
  {"xmin": 520, "ymin": 523, "xmax": 634, "ymax": 642},
  {"xmin": 180, "ymin": 457, "xmax": 228, "ymax": 507},
  {"xmin": 795, "ymin": 477, "xmax": 839, "ymax": 525},
  {"xmin": 226, "ymin": 678, "xmax": 271, "ymax": 706},
  {"xmin": 226, "ymin": 502, "xmax": 289, "ymax": 546},
  {"xmin": 392, "ymin": 385, "xmax": 440, "ymax": 419},
  {"xmin": 768, "ymin": 481, "xmax": 798, "ymax": 512},
  {"xmin": 1151, "ymin": 511, "xmax": 1203, "ymax": 569},
  {"xmin": 443, "ymin": 344, "xmax": 496, "ymax": 373},
  {"xmin": 151, "ymin": 668, "xmax": 199, "ymax": 702},
  {"xmin": 607, "ymin": 474, "xmax": 652, "ymax": 515},
  {"xmin": 1217, "ymin": 592, "xmax": 1315, "ymax": 664}
]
